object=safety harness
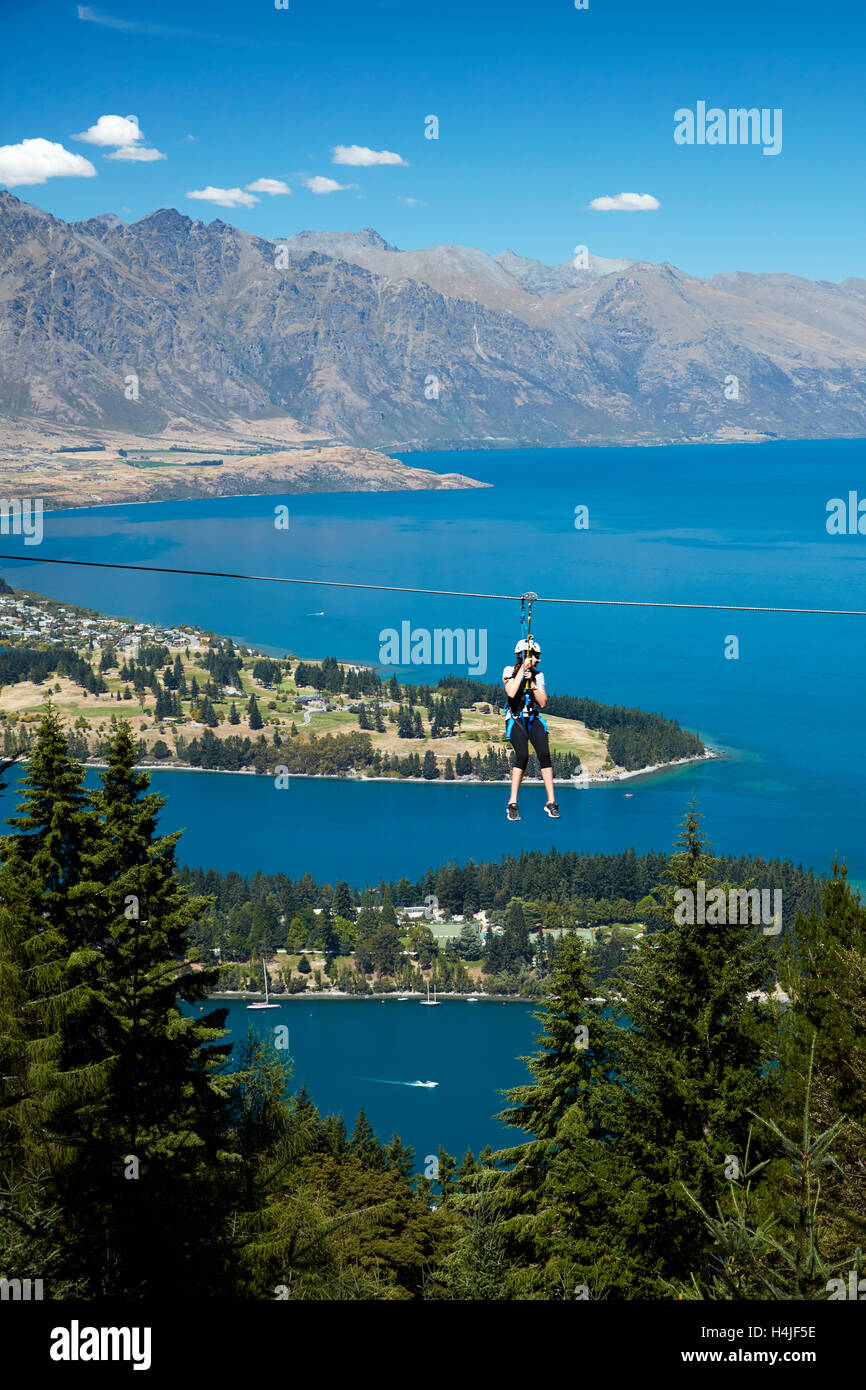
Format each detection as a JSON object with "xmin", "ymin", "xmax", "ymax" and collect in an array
[{"xmin": 503, "ymin": 591, "xmax": 547, "ymax": 737}]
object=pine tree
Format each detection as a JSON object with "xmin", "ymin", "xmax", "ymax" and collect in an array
[
  {"xmin": 488, "ymin": 932, "xmax": 620, "ymax": 1296},
  {"xmin": 333, "ymin": 881, "xmax": 355, "ymax": 921},
  {"xmin": 666, "ymin": 1042, "xmax": 862, "ymax": 1300},
  {"xmin": 380, "ymin": 887, "xmax": 398, "ymax": 927},
  {"xmin": 436, "ymin": 1146, "xmax": 458, "ymax": 1202},
  {"xmin": 502, "ymin": 899, "xmax": 531, "ymax": 969},
  {"xmin": 248, "ymin": 694, "xmax": 264, "ymax": 730},
  {"xmin": 350, "ymin": 1108, "xmax": 385, "ymax": 1170},
  {"xmin": 778, "ymin": 860, "xmax": 866, "ymax": 1257},
  {"xmin": 602, "ymin": 799, "xmax": 779, "ymax": 1294},
  {"xmin": 383, "ymin": 1132, "xmax": 416, "ymax": 1181},
  {"xmin": 0, "ymin": 703, "xmax": 109, "ymax": 1292},
  {"xmin": 228, "ymin": 701, "xmax": 240, "ymax": 725},
  {"xmin": 426, "ymin": 1181, "xmax": 512, "ymax": 1300},
  {"xmin": 80, "ymin": 720, "xmax": 236, "ymax": 1295}
]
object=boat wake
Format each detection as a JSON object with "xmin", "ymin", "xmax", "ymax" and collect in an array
[{"xmin": 361, "ymin": 1077, "xmax": 439, "ymax": 1088}]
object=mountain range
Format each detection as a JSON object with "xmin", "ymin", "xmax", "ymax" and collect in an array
[{"xmin": 2, "ymin": 190, "xmax": 866, "ymax": 450}]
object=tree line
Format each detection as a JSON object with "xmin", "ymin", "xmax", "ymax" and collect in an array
[
  {"xmin": 179, "ymin": 846, "xmax": 822, "ymax": 936},
  {"xmin": 0, "ymin": 644, "xmax": 108, "ymax": 695}
]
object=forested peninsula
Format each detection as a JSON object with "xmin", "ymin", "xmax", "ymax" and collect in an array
[{"xmin": 0, "ymin": 581, "xmax": 709, "ymax": 782}]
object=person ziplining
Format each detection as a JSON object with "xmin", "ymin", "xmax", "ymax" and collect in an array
[{"xmin": 502, "ymin": 592, "xmax": 559, "ymax": 822}]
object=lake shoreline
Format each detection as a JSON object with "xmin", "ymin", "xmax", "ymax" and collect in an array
[
  {"xmin": 65, "ymin": 747, "xmax": 720, "ymax": 787},
  {"xmin": 207, "ymin": 989, "xmax": 536, "ymax": 1004}
]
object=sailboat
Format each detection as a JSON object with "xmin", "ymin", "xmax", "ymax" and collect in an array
[
  {"xmin": 247, "ymin": 958, "xmax": 281, "ymax": 1010},
  {"xmin": 420, "ymin": 979, "xmax": 440, "ymax": 1006}
]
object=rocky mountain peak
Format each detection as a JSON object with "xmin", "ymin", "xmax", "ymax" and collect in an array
[{"xmin": 355, "ymin": 227, "xmax": 399, "ymax": 251}]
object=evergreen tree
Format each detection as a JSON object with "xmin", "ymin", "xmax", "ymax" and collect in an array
[
  {"xmin": 335, "ymin": 878, "xmax": 355, "ymax": 922},
  {"xmin": 502, "ymin": 899, "xmax": 531, "ymax": 969},
  {"xmin": 84, "ymin": 720, "xmax": 236, "ymax": 1295},
  {"xmin": 350, "ymin": 1109, "xmax": 385, "ymax": 1170},
  {"xmin": 778, "ymin": 861, "xmax": 866, "ymax": 1256},
  {"xmin": 383, "ymin": 1132, "xmax": 416, "ymax": 1181},
  {"xmin": 0, "ymin": 701, "xmax": 106, "ymax": 1287},
  {"xmin": 426, "ymin": 1183, "xmax": 511, "ymax": 1300},
  {"xmin": 228, "ymin": 701, "xmax": 240, "ymax": 726},
  {"xmin": 457, "ymin": 1147, "xmax": 481, "ymax": 1190},
  {"xmin": 667, "ymin": 1043, "xmax": 861, "ymax": 1300},
  {"xmin": 380, "ymin": 886, "xmax": 398, "ymax": 927},
  {"xmin": 489, "ymin": 932, "xmax": 620, "ymax": 1296},
  {"xmin": 318, "ymin": 1114, "xmax": 349, "ymax": 1158},
  {"xmin": 436, "ymin": 1146, "xmax": 458, "ymax": 1202},
  {"xmin": 599, "ymin": 800, "xmax": 779, "ymax": 1295},
  {"xmin": 248, "ymin": 694, "xmax": 264, "ymax": 730}
]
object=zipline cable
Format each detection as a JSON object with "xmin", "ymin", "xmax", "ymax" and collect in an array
[{"xmin": 0, "ymin": 553, "xmax": 864, "ymax": 617}]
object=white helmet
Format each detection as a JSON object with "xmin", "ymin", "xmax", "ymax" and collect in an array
[{"xmin": 515, "ymin": 638, "xmax": 541, "ymax": 656}]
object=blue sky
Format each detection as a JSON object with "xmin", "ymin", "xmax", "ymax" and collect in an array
[{"xmin": 1, "ymin": 0, "xmax": 863, "ymax": 280}]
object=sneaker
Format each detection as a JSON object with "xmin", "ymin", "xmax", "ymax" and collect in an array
[
  {"xmin": 544, "ymin": 801, "xmax": 561, "ymax": 819},
  {"xmin": 506, "ymin": 802, "xmax": 520, "ymax": 821}
]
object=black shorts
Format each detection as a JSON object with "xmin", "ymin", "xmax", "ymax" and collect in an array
[{"xmin": 507, "ymin": 715, "xmax": 552, "ymax": 771}]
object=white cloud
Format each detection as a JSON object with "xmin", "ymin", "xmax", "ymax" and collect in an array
[
  {"xmin": 304, "ymin": 175, "xmax": 356, "ymax": 194},
  {"xmin": 245, "ymin": 178, "xmax": 292, "ymax": 195},
  {"xmin": 0, "ymin": 138, "xmax": 97, "ymax": 187},
  {"xmin": 332, "ymin": 144, "xmax": 408, "ymax": 167},
  {"xmin": 588, "ymin": 191, "xmax": 660, "ymax": 212},
  {"xmin": 398, "ymin": 196, "xmax": 422, "ymax": 206},
  {"xmin": 106, "ymin": 145, "xmax": 165, "ymax": 162},
  {"xmin": 73, "ymin": 114, "xmax": 165, "ymax": 163},
  {"xmin": 186, "ymin": 186, "xmax": 259, "ymax": 208},
  {"xmin": 184, "ymin": 134, "xmax": 197, "ymax": 143},
  {"xmin": 73, "ymin": 114, "xmax": 142, "ymax": 147}
]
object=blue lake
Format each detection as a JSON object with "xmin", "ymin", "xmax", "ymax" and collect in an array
[
  {"xmin": 188, "ymin": 994, "xmax": 539, "ymax": 1167},
  {"xmin": 2, "ymin": 437, "xmax": 863, "ymax": 1154},
  {"xmin": 1, "ymin": 438, "xmax": 863, "ymax": 885}
]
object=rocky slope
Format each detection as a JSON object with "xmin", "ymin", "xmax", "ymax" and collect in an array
[{"xmin": 2, "ymin": 191, "xmax": 865, "ymax": 449}]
